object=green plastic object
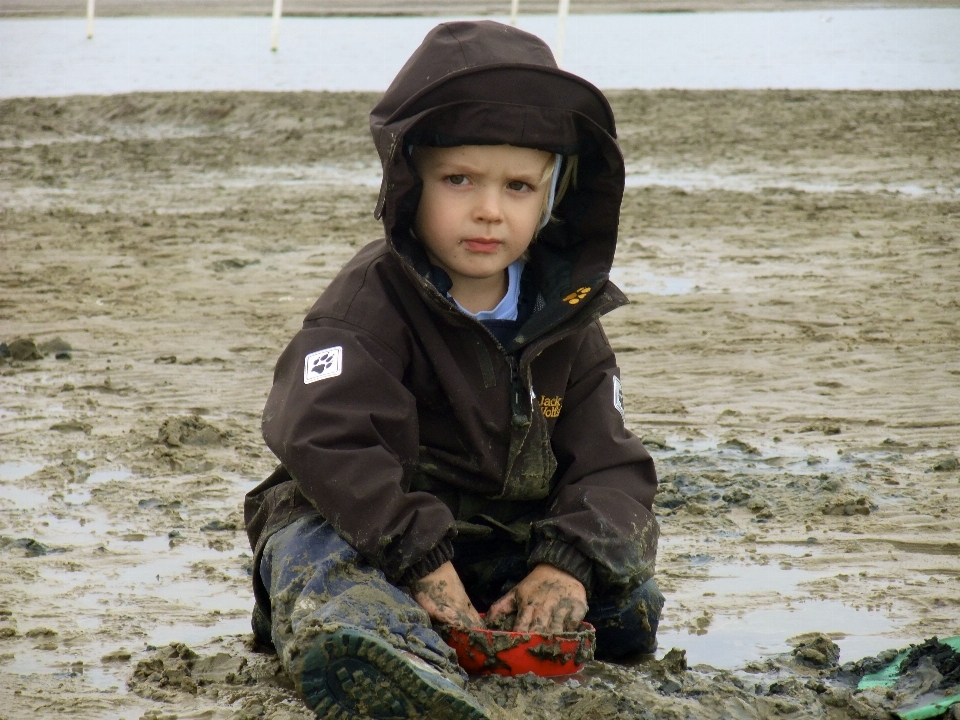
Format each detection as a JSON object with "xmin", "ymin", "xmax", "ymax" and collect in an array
[
  {"xmin": 857, "ymin": 637, "xmax": 960, "ymax": 720},
  {"xmin": 897, "ymin": 693, "xmax": 960, "ymax": 720}
]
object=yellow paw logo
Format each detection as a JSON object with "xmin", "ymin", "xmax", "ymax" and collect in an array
[{"xmin": 562, "ymin": 287, "xmax": 591, "ymax": 305}]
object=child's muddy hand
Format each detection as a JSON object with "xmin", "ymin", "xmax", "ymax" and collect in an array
[
  {"xmin": 410, "ymin": 561, "xmax": 484, "ymax": 629},
  {"xmin": 488, "ymin": 563, "xmax": 587, "ymax": 634}
]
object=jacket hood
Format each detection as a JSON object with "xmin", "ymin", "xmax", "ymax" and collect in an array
[{"xmin": 369, "ymin": 20, "xmax": 626, "ymax": 331}]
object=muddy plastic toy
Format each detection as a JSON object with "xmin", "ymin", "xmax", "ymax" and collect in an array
[
  {"xmin": 858, "ymin": 635, "xmax": 960, "ymax": 720},
  {"xmin": 442, "ymin": 615, "xmax": 595, "ymax": 677}
]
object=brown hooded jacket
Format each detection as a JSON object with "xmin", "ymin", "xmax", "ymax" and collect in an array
[{"xmin": 244, "ymin": 20, "xmax": 660, "ymax": 614}]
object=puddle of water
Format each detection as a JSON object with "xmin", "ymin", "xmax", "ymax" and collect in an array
[
  {"xmin": 129, "ymin": 575, "xmax": 251, "ymax": 614},
  {"xmin": 0, "ymin": 484, "xmax": 49, "ymax": 509},
  {"xmin": 85, "ymin": 469, "xmax": 133, "ymax": 485},
  {"xmin": 92, "ymin": 544, "xmax": 253, "ymax": 613},
  {"xmin": 659, "ymin": 601, "xmax": 898, "ymax": 669},
  {"xmin": 8, "ymin": 647, "xmax": 127, "ymax": 691},
  {"xmin": 755, "ymin": 543, "xmax": 819, "ymax": 559},
  {"xmin": 698, "ymin": 563, "xmax": 826, "ymax": 595},
  {"xmin": 658, "ymin": 562, "xmax": 903, "ymax": 668},
  {"xmin": 0, "ymin": 461, "xmax": 44, "ymax": 482},
  {"xmin": 148, "ymin": 616, "xmax": 251, "ymax": 647},
  {"xmin": 62, "ymin": 489, "xmax": 92, "ymax": 505},
  {"xmin": 609, "ymin": 267, "xmax": 696, "ymax": 296},
  {"xmin": 29, "ymin": 506, "xmax": 112, "ymax": 545}
]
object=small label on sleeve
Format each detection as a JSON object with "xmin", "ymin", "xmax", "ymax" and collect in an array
[
  {"xmin": 613, "ymin": 375, "xmax": 624, "ymax": 419},
  {"xmin": 304, "ymin": 346, "xmax": 343, "ymax": 384}
]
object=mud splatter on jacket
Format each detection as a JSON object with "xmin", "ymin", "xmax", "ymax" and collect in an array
[{"xmin": 245, "ymin": 20, "xmax": 659, "ymax": 613}]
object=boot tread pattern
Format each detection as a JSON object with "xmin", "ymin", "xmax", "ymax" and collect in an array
[{"xmin": 300, "ymin": 629, "xmax": 489, "ymax": 720}]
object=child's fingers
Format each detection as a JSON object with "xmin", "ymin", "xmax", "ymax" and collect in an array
[
  {"xmin": 557, "ymin": 604, "xmax": 581, "ymax": 633},
  {"xmin": 553, "ymin": 605, "xmax": 574, "ymax": 634},
  {"xmin": 457, "ymin": 604, "xmax": 485, "ymax": 629},
  {"xmin": 487, "ymin": 591, "xmax": 517, "ymax": 622},
  {"xmin": 418, "ymin": 597, "xmax": 453, "ymax": 625},
  {"xmin": 515, "ymin": 597, "xmax": 540, "ymax": 632},
  {"xmin": 556, "ymin": 598, "xmax": 587, "ymax": 633}
]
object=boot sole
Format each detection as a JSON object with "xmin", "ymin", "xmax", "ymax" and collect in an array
[{"xmin": 300, "ymin": 628, "xmax": 489, "ymax": 720}]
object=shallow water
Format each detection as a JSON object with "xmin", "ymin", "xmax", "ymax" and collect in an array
[
  {"xmin": 0, "ymin": 484, "xmax": 48, "ymax": 509},
  {"xmin": 9, "ymin": 645, "xmax": 129, "ymax": 690},
  {"xmin": 1, "ymin": 9, "xmax": 959, "ymax": 98},
  {"xmin": 0, "ymin": 460, "xmax": 44, "ymax": 482},
  {"xmin": 5, "ymin": 511, "xmax": 254, "ymax": 697},
  {"xmin": 657, "ymin": 562, "xmax": 901, "ymax": 668},
  {"xmin": 146, "ymin": 617, "xmax": 251, "ymax": 647},
  {"xmin": 85, "ymin": 468, "xmax": 133, "ymax": 484},
  {"xmin": 659, "ymin": 600, "xmax": 898, "ymax": 669}
]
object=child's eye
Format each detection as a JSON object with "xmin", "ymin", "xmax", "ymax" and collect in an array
[
  {"xmin": 446, "ymin": 174, "xmax": 468, "ymax": 186},
  {"xmin": 507, "ymin": 180, "xmax": 531, "ymax": 192}
]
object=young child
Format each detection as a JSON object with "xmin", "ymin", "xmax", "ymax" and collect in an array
[{"xmin": 244, "ymin": 20, "xmax": 663, "ymax": 719}]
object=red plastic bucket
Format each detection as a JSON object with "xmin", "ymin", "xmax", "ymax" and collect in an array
[{"xmin": 442, "ymin": 615, "xmax": 595, "ymax": 677}]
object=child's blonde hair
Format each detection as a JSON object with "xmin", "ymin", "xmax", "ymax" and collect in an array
[{"xmin": 539, "ymin": 155, "xmax": 578, "ymax": 230}]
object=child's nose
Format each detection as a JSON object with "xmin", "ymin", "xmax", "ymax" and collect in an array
[{"xmin": 473, "ymin": 188, "xmax": 504, "ymax": 223}]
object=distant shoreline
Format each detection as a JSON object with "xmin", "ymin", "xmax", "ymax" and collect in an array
[{"xmin": 4, "ymin": 0, "xmax": 960, "ymax": 18}]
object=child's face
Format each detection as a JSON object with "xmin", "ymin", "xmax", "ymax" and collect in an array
[{"xmin": 412, "ymin": 144, "xmax": 553, "ymax": 285}]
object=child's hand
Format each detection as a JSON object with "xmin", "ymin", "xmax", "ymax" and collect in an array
[
  {"xmin": 487, "ymin": 563, "xmax": 587, "ymax": 634},
  {"xmin": 410, "ymin": 561, "xmax": 484, "ymax": 629}
]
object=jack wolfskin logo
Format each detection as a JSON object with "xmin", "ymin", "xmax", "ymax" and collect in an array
[
  {"xmin": 613, "ymin": 376, "xmax": 624, "ymax": 419},
  {"xmin": 539, "ymin": 396, "xmax": 563, "ymax": 419},
  {"xmin": 562, "ymin": 286, "xmax": 591, "ymax": 305},
  {"xmin": 304, "ymin": 346, "xmax": 343, "ymax": 384}
]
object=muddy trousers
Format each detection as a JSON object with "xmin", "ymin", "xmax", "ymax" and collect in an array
[{"xmin": 258, "ymin": 515, "xmax": 664, "ymax": 677}]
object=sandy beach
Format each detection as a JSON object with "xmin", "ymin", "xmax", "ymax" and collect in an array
[{"xmin": 1, "ymin": 89, "xmax": 959, "ymax": 719}]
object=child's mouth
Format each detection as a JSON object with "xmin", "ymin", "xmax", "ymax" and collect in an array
[{"xmin": 463, "ymin": 238, "xmax": 501, "ymax": 253}]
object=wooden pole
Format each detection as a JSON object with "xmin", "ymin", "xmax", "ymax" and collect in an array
[
  {"xmin": 510, "ymin": 0, "xmax": 519, "ymax": 25},
  {"xmin": 270, "ymin": 0, "xmax": 283, "ymax": 52},
  {"xmin": 86, "ymin": 0, "xmax": 95, "ymax": 39},
  {"xmin": 556, "ymin": 0, "xmax": 570, "ymax": 67}
]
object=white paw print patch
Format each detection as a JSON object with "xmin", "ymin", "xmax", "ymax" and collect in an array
[{"xmin": 304, "ymin": 346, "xmax": 343, "ymax": 384}]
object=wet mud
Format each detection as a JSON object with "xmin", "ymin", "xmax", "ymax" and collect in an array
[
  {"xmin": 1, "ymin": 89, "xmax": 959, "ymax": 719},
  {"xmin": 900, "ymin": 638, "xmax": 960, "ymax": 689}
]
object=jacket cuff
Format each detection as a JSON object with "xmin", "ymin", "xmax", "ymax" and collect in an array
[
  {"xmin": 529, "ymin": 540, "xmax": 595, "ymax": 595},
  {"xmin": 397, "ymin": 539, "xmax": 455, "ymax": 586}
]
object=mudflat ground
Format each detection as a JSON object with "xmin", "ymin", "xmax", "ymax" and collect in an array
[{"xmin": 1, "ymin": 89, "xmax": 959, "ymax": 719}]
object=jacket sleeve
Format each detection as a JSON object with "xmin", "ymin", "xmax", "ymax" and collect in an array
[
  {"xmin": 529, "ymin": 322, "xmax": 660, "ymax": 597},
  {"xmin": 261, "ymin": 319, "xmax": 456, "ymax": 584}
]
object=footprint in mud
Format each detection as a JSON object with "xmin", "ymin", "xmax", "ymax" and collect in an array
[{"xmin": 129, "ymin": 640, "xmax": 297, "ymax": 711}]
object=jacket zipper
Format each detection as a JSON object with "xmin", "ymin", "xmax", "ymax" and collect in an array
[
  {"xmin": 414, "ymin": 270, "xmax": 621, "ymax": 429},
  {"xmin": 500, "ymin": 291, "xmax": 622, "ymax": 430},
  {"xmin": 506, "ymin": 355, "xmax": 529, "ymax": 428}
]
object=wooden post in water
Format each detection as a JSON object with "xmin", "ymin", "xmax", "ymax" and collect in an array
[
  {"xmin": 510, "ymin": 0, "xmax": 520, "ymax": 25},
  {"xmin": 270, "ymin": 0, "xmax": 283, "ymax": 51},
  {"xmin": 556, "ymin": 0, "xmax": 570, "ymax": 67},
  {"xmin": 86, "ymin": 0, "xmax": 95, "ymax": 39}
]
